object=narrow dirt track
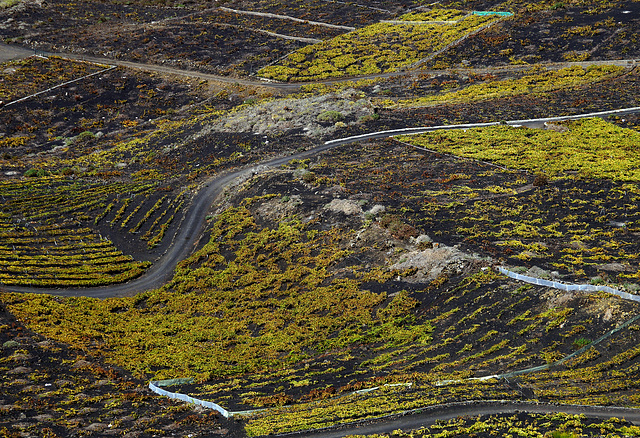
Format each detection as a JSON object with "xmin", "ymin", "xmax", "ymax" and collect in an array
[
  {"xmin": 0, "ymin": 44, "xmax": 35, "ymax": 63},
  {"xmin": 1, "ymin": 43, "xmax": 637, "ymax": 95}
]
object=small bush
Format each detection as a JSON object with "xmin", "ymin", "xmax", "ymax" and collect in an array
[
  {"xmin": 24, "ymin": 168, "xmax": 49, "ymax": 178},
  {"xmin": 302, "ymin": 172, "xmax": 316, "ymax": 184},
  {"xmin": 379, "ymin": 214, "xmax": 418, "ymax": 239},
  {"xmin": 317, "ymin": 111, "xmax": 344, "ymax": 123},
  {"xmin": 533, "ymin": 173, "xmax": 549, "ymax": 187},
  {"xmin": 572, "ymin": 337, "xmax": 591, "ymax": 349},
  {"xmin": 76, "ymin": 131, "xmax": 96, "ymax": 142}
]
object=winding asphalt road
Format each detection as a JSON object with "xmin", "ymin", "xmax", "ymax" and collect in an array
[
  {"xmin": 3, "ymin": 44, "xmax": 640, "ymax": 431},
  {"xmin": 291, "ymin": 401, "xmax": 640, "ymax": 437},
  {"xmin": 4, "ymin": 107, "xmax": 640, "ymax": 298}
]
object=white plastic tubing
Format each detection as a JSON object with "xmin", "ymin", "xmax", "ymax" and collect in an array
[
  {"xmin": 148, "ymin": 379, "xmax": 230, "ymax": 418},
  {"xmin": 498, "ymin": 267, "xmax": 640, "ymax": 303}
]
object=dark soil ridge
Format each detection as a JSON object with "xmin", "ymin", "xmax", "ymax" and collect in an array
[{"xmin": 0, "ymin": 302, "xmax": 237, "ymax": 437}]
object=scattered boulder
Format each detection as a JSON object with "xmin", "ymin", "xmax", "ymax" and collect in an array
[
  {"xmin": 71, "ymin": 359, "xmax": 92, "ymax": 370},
  {"xmin": 8, "ymin": 366, "xmax": 32, "ymax": 374},
  {"xmin": 526, "ymin": 265, "xmax": 553, "ymax": 279},
  {"xmin": 85, "ymin": 423, "xmax": 108, "ymax": 432},
  {"xmin": 390, "ymin": 244, "xmax": 479, "ymax": 282},
  {"xmin": 324, "ymin": 199, "xmax": 362, "ymax": 216},
  {"xmin": 2, "ymin": 340, "xmax": 19, "ymax": 349}
]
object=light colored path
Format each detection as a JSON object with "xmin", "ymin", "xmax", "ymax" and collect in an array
[
  {"xmin": 0, "ymin": 44, "xmax": 35, "ymax": 63},
  {"xmin": 219, "ymin": 6, "xmax": 355, "ymax": 31}
]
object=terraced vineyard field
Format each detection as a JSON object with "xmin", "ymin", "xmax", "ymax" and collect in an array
[
  {"xmin": 0, "ymin": 178, "xmax": 154, "ymax": 287},
  {"xmin": 426, "ymin": 0, "xmax": 640, "ymax": 67},
  {"xmin": 259, "ymin": 9, "xmax": 503, "ymax": 81},
  {"xmin": 1, "ymin": 0, "xmax": 640, "ymax": 436}
]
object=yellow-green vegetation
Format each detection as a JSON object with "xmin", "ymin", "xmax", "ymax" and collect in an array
[
  {"xmin": 398, "ymin": 118, "xmax": 640, "ymax": 180},
  {"xmin": 0, "ymin": 177, "xmax": 152, "ymax": 287},
  {"xmin": 244, "ymin": 379, "xmax": 515, "ymax": 436},
  {"xmin": 523, "ymin": 320, "xmax": 640, "ymax": 407},
  {"xmin": 0, "ymin": 56, "xmax": 107, "ymax": 102},
  {"xmin": 244, "ymin": 310, "xmax": 640, "ymax": 435},
  {"xmin": 259, "ymin": 10, "xmax": 499, "ymax": 82},
  {"xmin": 379, "ymin": 65, "xmax": 625, "ymax": 107},
  {"xmin": 1, "ymin": 202, "xmax": 433, "ymax": 379},
  {"xmin": 4, "ymin": 195, "xmax": 632, "ymax": 432},
  {"xmin": 397, "ymin": 9, "xmax": 468, "ymax": 22},
  {"xmin": 0, "ymin": 0, "xmax": 20, "ymax": 8},
  {"xmin": 3, "ymin": 195, "xmax": 640, "ymax": 434}
]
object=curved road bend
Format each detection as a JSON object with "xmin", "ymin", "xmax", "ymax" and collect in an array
[
  {"xmin": 291, "ymin": 401, "xmax": 640, "ymax": 438},
  {"xmin": 4, "ymin": 106, "xmax": 640, "ymax": 298},
  {"xmin": 2, "ymin": 142, "xmax": 339, "ymax": 298}
]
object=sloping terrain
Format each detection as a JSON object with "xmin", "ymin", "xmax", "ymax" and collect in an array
[{"xmin": 0, "ymin": 0, "xmax": 640, "ymax": 436}]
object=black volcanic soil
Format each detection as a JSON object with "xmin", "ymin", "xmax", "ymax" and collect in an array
[
  {"xmin": 0, "ymin": 302, "xmax": 242, "ymax": 438},
  {"xmin": 430, "ymin": 0, "xmax": 640, "ymax": 68}
]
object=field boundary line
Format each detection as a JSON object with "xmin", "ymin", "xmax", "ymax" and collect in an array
[
  {"xmin": 408, "ymin": 14, "xmax": 510, "ymax": 70},
  {"xmin": 205, "ymin": 21, "xmax": 322, "ymax": 43},
  {"xmin": 219, "ymin": 7, "xmax": 355, "ymax": 31},
  {"xmin": 3, "ymin": 63, "xmax": 116, "ymax": 108}
]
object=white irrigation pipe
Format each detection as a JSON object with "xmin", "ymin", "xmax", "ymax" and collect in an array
[
  {"xmin": 219, "ymin": 7, "xmax": 355, "ymax": 31},
  {"xmin": 436, "ymin": 267, "xmax": 640, "ymax": 387},
  {"xmin": 498, "ymin": 267, "xmax": 640, "ymax": 303},
  {"xmin": 3, "ymin": 64, "xmax": 117, "ymax": 108},
  {"xmin": 149, "ymin": 379, "xmax": 231, "ymax": 418},
  {"xmin": 149, "ymin": 379, "xmax": 413, "ymax": 418}
]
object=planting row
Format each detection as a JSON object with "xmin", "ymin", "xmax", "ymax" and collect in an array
[
  {"xmin": 188, "ymin": 8, "xmax": 347, "ymax": 41},
  {"xmin": 0, "ymin": 56, "xmax": 106, "ymax": 103},
  {"xmin": 377, "ymin": 65, "xmax": 626, "ymax": 108},
  {"xmin": 259, "ymin": 9, "xmax": 501, "ymax": 81},
  {"xmin": 0, "ymin": 177, "xmax": 156, "ymax": 287}
]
